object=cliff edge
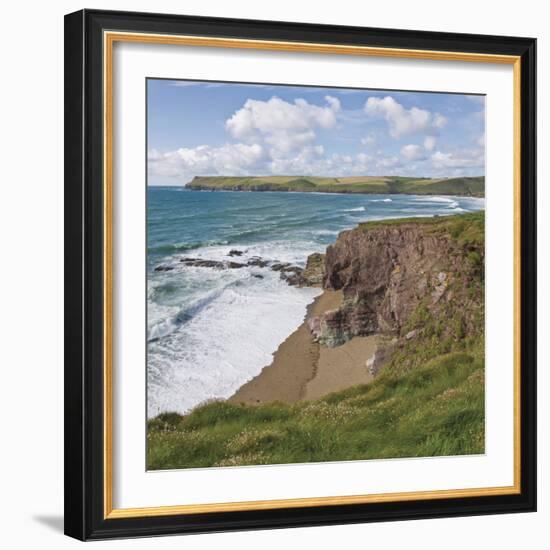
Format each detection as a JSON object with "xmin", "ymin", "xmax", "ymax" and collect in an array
[{"xmin": 308, "ymin": 212, "xmax": 484, "ymax": 374}]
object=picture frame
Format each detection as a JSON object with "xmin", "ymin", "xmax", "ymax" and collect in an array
[{"xmin": 64, "ymin": 8, "xmax": 537, "ymax": 541}]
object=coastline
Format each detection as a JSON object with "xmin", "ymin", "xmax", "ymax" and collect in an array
[
  {"xmin": 186, "ymin": 174, "xmax": 485, "ymax": 198},
  {"xmin": 229, "ymin": 289, "xmax": 377, "ymax": 406},
  {"xmin": 184, "ymin": 187, "xmax": 485, "ymax": 198},
  {"xmin": 148, "ymin": 189, "xmax": 485, "ymax": 418}
]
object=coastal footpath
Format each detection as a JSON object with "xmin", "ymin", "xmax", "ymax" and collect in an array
[
  {"xmin": 186, "ymin": 175, "xmax": 485, "ymax": 197},
  {"xmin": 148, "ymin": 212, "xmax": 485, "ymax": 469}
]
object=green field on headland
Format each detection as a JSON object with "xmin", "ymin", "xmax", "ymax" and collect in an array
[
  {"xmin": 147, "ymin": 212, "xmax": 485, "ymax": 470},
  {"xmin": 186, "ymin": 175, "xmax": 485, "ymax": 197}
]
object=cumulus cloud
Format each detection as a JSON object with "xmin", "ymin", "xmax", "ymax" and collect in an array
[
  {"xmin": 225, "ymin": 95, "xmax": 340, "ymax": 157},
  {"xmin": 424, "ymin": 136, "xmax": 437, "ymax": 151},
  {"xmin": 361, "ymin": 134, "xmax": 377, "ymax": 147},
  {"xmin": 148, "ymin": 91, "xmax": 484, "ymax": 182},
  {"xmin": 430, "ymin": 147, "xmax": 484, "ymax": 169},
  {"xmin": 267, "ymin": 145, "xmax": 327, "ymax": 175},
  {"xmin": 401, "ymin": 144, "xmax": 426, "ymax": 161},
  {"xmin": 320, "ymin": 151, "xmax": 402, "ymax": 175},
  {"xmin": 364, "ymin": 96, "xmax": 447, "ymax": 138},
  {"xmin": 148, "ymin": 143, "xmax": 264, "ymax": 179},
  {"xmin": 376, "ymin": 155, "xmax": 402, "ymax": 170},
  {"xmin": 149, "ymin": 95, "xmax": 344, "ymax": 181},
  {"xmin": 432, "ymin": 113, "xmax": 448, "ymax": 129}
]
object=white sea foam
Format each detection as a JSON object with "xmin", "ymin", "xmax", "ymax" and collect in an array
[
  {"xmin": 343, "ymin": 206, "xmax": 366, "ymax": 212},
  {"xmin": 370, "ymin": 198, "xmax": 393, "ymax": 203},
  {"xmin": 313, "ymin": 229, "xmax": 340, "ymax": 237},
  {"xmin": 414, "ymin": 196, "xmax": 456, "ymax": 203},
  {"xmin": 147, "ymin": 265, "xmax": 320, "ymax": 417},
  {"xmin": 411, "ymin": 196, "xmax": 466, "ymax": 210}
]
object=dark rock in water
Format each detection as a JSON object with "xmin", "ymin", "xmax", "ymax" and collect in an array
[
  {"xmin": 154, "ymin": 265, "xmax": 175, "ymax": 272},
  {"xmin": 179, "ymin": 254, "xmax": 268, "ymax": 270},
  {"xmin": 270, "ymin": 262, "xmax": 291, "ymax": 272},
  {"xmin": 247, "ymin": 257, "xmax": 269, "ymax": 268},
  {"xmin": 271, "ymin": 254, "xmax": 325, "ymax": 288},
  {"xmin": 180, "ymin": 258, "xmax": 225, "ymax": 269},
  {"xmin": 252, "ymin": 274, "xmax": 264, "ymax": 279},
  {"xmin": 179, "ymin": 257, "xmax": 246, "ymax": 269},
  {"xmin": 228, "ymin": 249, "xmax": 245, "ymax": 257},
  {"xmin": 279, "ymin": 266, "xmax": 305, "ymax": 286}
]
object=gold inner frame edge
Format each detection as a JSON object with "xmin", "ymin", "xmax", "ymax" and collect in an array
[{"xmin": 103, "ymin": 30, "xmax": 522, "ymax": 519}]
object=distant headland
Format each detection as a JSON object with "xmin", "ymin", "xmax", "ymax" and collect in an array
[{"xmin": 185, "ymin": 175, "xmax": 485, "ymax": 197}]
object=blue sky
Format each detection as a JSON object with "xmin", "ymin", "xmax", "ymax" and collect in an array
[{"xmin": 147, "ymin": 79, "xmax": 485, "ymax": 186}]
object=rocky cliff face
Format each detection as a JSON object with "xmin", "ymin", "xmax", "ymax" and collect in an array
[{"xmin": 307, "ymin": 214, "xmax": 484, "ymax": 358}]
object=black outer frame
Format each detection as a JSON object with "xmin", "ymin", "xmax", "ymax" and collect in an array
[{"xmin": 64, "ymin": 9, "xmax": 537, "ymax": 541}]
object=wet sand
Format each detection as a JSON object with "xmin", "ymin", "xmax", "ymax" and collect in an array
[{"xmin": 229, "ymin": 290, "xmax": 376, "ymax": 405}]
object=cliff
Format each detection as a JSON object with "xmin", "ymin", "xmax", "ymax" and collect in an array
[
  {"xmin": 186, "ymin": 175, "xmax": 485, "ymax": 197},
  {"xmin": 308, "ymin": 212, "xmax": 485, "ymax": 373}
]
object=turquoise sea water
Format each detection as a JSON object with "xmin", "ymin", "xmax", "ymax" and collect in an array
[{"xmin": 147, "ymin": 188, "xmax": 484, "ymax": 417}]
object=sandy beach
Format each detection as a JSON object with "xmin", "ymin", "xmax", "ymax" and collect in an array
[{"xmin": 229, "ymin": 290, "xmax": 377, "ymax": 405}]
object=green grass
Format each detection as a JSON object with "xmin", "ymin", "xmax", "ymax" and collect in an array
[
  {"xmin": 359, "ymin": 211, "xmax": 485, "ymax": 246},
  {"xmin": 148, "ymin": 348, "xmax": 484, "ymax": 469},
  {"xmin": 186, "ymin": 175, "xmax": 485, "ymax": 197}
]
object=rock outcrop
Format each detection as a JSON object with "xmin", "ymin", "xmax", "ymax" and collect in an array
[
  {"xmin": 154, "ymin": 252, "xmax": 325, "ymax": 288},
  {"xmin": 302, "ymin": 253, "xmax": 325, "ymax": 286},
  {"xmin": 308, "ymin": 215, "xmax": 484, "ymax": 352},
  {"xmin": 272, "ymin": 253, "xmax": 325, "ymax": 287}
]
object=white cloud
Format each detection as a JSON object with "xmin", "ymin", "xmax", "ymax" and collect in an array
[
  {"xmin": 430, "ymin": 147, "xmax": 484, "ymax": 169},
  {"xmin": 364, "ymin": 96, "xmax": 447, "ymax": 138},
  {"xmin": 401, "ymin": 144, "xmax": 426, "ymax": 161},
  {"xmin": 424, "ymin": 136, "xmax": 437, "ymax": 151},
  {"xmin": 149, "ymin": 92, "xmax": 485, "ymax": 183},
  {"xmin": 361, "ymin": 134, "xmax": 376, "ymax": 147},
  {"xmin": 225, "ymin": 95, "xmax": 340, "ymax": 157},
  {"xmin": 324, "ymin": 95, "xmax": 342, "ymax": 112},
  {"xmin": 432, "ymin": 113, "xmax": 448, "ymax": 129},
  {"xmin": 150, "ymin": 95, "xmax": 346, "ymax": 182},
  {"xmin": 376, "ymin": 155, "xmax": 402, "ymax": 170},
  {"xmin": 148, "ymin": 143, "xmax": 265, "ymax": 180},
  {"xmin": 267, "ymin": 145, "xmax": 327, "ymax": 175}
]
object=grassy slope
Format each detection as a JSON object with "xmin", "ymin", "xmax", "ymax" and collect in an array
[
  {"xmin": 147, "ymin": 212, "xmax": 485, "ymax": 470},
  {"xmin": 358, "ymin": 210, "xmax": 485, "ymax": 243},
  {"xmin": 186, "ymin": 175, "xmax": 485, "ymax": 196}
]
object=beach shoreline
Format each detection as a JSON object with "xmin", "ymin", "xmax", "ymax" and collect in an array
[{"xmin": 229, "ymin": 289, "xmax": 377, "ymax": 406}]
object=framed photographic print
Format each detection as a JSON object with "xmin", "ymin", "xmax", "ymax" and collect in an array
[{"xmin": 64, "ymin": 9, "xmax": 537, "ymax": 540}]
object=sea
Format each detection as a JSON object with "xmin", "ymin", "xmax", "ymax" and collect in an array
[{"xmin": 147, "ymin": 188, "xmax": 485, "ymax": 418}]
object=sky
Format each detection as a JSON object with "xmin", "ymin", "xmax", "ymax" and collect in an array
[{"xmin": 147, "ymin": 79, "xmax": 485, "ymax": 186}]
